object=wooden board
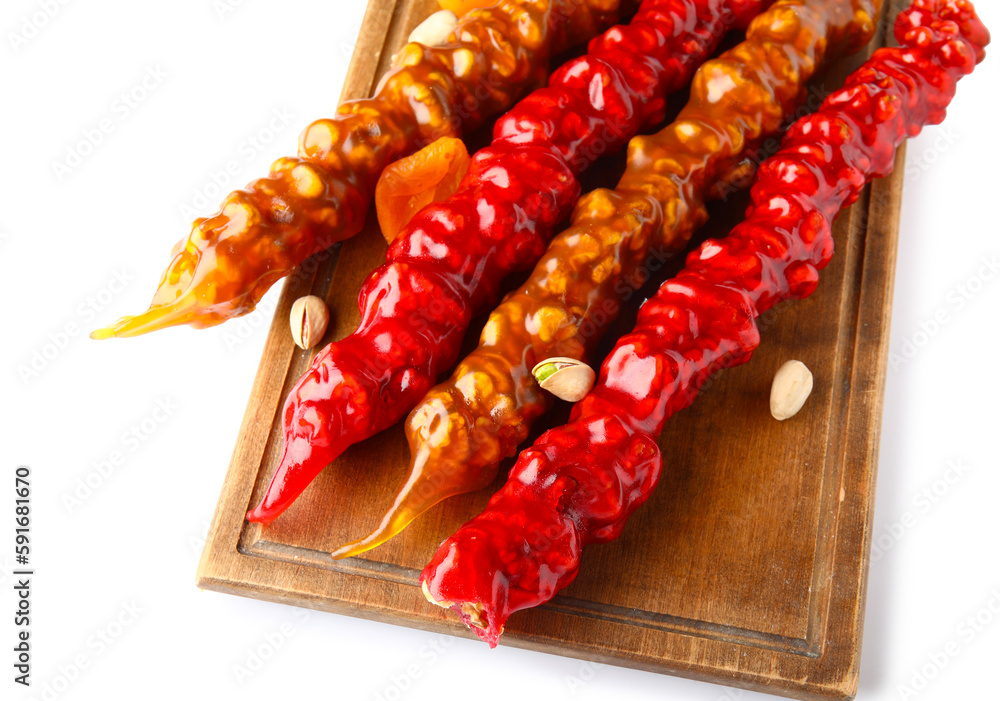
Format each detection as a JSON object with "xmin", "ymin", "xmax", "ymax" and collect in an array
[{"xmin": 197, "ymin": 1, "xmax": 909, "ymax": 698}]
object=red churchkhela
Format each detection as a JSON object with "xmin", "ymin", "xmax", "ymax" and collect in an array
[
  {"xmin": 247, "ymin": 0, "xmax": 769, "ymax": 524},
  {"xmin": 419, "ymin": 0, "xmax": 990, "ymax": 646}
]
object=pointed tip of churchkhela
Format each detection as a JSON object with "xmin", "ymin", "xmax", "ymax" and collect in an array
[
  {"xmin": 331, "ymin": 446, "xmax": 485, "ymax": 559},
  {"xmin": 246, "ymin": 486, "xmax": 294, "ymax": 524},
  {"xmin": 90, "ymin": 297, "xmax": 199, "ymax": 340},
  {"xmin": 330, "ymin": 496, "xmax": 437, "ymax": 559},
  {"xmin": 247, "ymin": 432, "xmax": 342, "ymax": 525},
  {"xmin": 244, "ymin": 505, "xmax": 273, "ymax": 525},
  {"xmin": 246, "ymin": 479, "xmax": 289, "ymax": 525},
  {"xmin": 330, "ymin": 528, "xmax": 393, "ymax": 560}
]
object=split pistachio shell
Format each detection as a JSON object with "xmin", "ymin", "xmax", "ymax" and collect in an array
[
  {"xmin": 289, "ymin": 295, "xmax": 330, "ymax": 350},
  {"xmin": 408, "ymin": 10, "xmax": 458, "ymax": 47},
  {"xmin": 769, "ymin": 360, "xmax": 814, "ymax": 420},
  {"xmin": 531, "ymin": 357, "xmax": 596, "ymax": 403}
]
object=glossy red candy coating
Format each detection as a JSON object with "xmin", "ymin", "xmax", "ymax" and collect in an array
[
  {"xmin": 248, "ymin": 0, "xmax": 766, "ymax": 524},
  {"xmin": 420, "ymin": 0, "xmax": 989, "ymax": 646}
]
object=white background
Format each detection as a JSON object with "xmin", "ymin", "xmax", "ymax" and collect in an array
[{"xmin": 2, "ymin": 1, "xmax": 998, "ymax": 700}]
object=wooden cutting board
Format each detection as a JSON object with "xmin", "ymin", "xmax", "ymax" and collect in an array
[{"xmin": 198, "ymin": 1, "xmax": 908, "ymax": 698}]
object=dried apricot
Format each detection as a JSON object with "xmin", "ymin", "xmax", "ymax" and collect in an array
[{"xmin": 375, "ymin": 136, "xmax": 471, "ymax": 243}]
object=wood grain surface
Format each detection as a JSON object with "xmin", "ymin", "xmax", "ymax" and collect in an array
[{"xmin": 197, "ymin": 0, "xmax": 909, "ymax": 697}]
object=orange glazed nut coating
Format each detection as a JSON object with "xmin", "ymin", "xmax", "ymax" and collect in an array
[
  {"xmin": 439, "ymin": 1, "xmax": 505, "ymax": 11},
  {"xmin": 92, "ymin": 0, "xmax": 625, "ymax": 339},
  {"xmin": 422, "ymin": 0, "xmax": 883, "ymax": 479},
  {"xmin": 376, "ymin": 137, "xmax": 471, "ymax": 243},
  {"xmin": 419, "ymin": 0, "xmax": 881, "ymax": 497},
  {"xmin": 332, "ymin": 0, "xmax": 881, "ymax": 558}
]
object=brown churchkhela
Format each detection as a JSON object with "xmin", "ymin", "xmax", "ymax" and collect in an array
[
  {"xmin": 419, "ymin": 0, "xmax": 989, "ymax": 647},
  {"xmin": 92, "ymin": 0, "xmax": 628, "ymax": 338},
  {"xmin": 246, "ymin": 0, "xmax": 767, "ymax": 526},
  {"xmin": 332, "ymin": 0, "xmax": 882, "ymax": 559}
]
